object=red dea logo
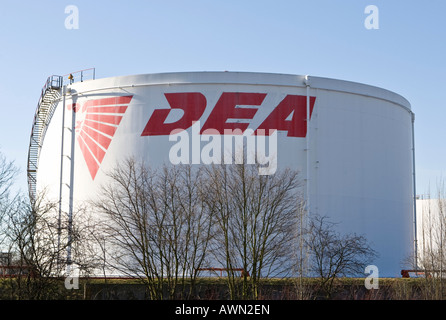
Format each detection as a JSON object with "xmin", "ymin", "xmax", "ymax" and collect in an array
[{"xmin": 67, "ymin": 95, "xmax": 133, "ymax": 180}]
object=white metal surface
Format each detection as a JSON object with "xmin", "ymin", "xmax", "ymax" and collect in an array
[{"xmin": 33, "ymin": 72, "xmax": 415, "ymax": 277}]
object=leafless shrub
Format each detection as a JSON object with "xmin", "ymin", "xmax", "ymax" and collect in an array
[
  {"xmin": 92, "ymin": 158, "xmax": 214, "ymax": 299},
  {"xmin": 305, "ymin": 214, "xmax": 378, "ymax": 299},
  {"xmin": 203, "ymin": 163, "xmax": 303, "ymax": 299}
]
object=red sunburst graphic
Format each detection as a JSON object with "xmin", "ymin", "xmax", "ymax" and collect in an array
[{"xmin": 73, "ymin": 95, "xmax": 133, "ymax": 180}]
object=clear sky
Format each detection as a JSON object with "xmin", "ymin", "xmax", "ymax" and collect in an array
[{"xmin": 0, "ymin": 0, "xmax": 445, "ymax": 196}]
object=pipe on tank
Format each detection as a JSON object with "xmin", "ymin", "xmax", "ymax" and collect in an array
[
  {"xmin": 304, "ymin": 75, "xmax": 311, "ymax": 217},
  {"xmin": 58, "ymin": 85, "xmax": 66, "ymax": 272},
  {"xmin": 411, "ymin": 112, "xmax": 418, "ymax": 269}
]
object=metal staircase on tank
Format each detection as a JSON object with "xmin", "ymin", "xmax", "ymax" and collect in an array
[
  {"xmin": 27, "ymin": 69, "xmax": 96, "ymax": 276},
  {"xmin": 28, "ymin": 68, "xmax": 96, "ymax": 200},
  {"xmin": 27, "ymin": 75, "xmax": 63, "ymax": 200}
]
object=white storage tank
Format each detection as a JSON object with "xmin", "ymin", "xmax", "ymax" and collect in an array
[{"xmin": 28, "ymin": 71, "xmax": 416, "ymax": 277}]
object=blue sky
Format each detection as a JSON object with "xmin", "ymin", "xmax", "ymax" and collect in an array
[{"xmin": 0, "ymin": 0, "xmax": 445, "ymax": 195}]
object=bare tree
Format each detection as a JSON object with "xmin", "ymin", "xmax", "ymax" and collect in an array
[
  {"xmin": 0, "ymin": 150, "xmax": 67, "ymax": 299},
  {"xmin": 93, "ymin": 157, "xmax": 305, "ymax": 300},
  {"xmin": 151, "ymin": 164, "xmax": 215, "ymax": 299},
  {"xmin": 306, "ymin": 214, "xmax": 377, "ymax": 299},
  {"xmin": 0, "ymin": 179, "xmax": 97, "ymax": 299},
  {"xmin": 203, "ymin": 163, "xmax": 302, "ymax": 299},
  {"xmin": 3, "ymin": 189, "xmax": 65, "ymax": 299},
  {"xmin": 92, "ymin": 158, "xmax": 214, "ymax": 299},
  {"xmin": 416, "ymin": 180, "xmax": 446, "ymax": 299},
  {"xmin": 0, "ymin": 150, "xmax": 19, "ymax": 250}
]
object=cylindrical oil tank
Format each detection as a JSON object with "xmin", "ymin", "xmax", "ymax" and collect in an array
[{"xmin": 31, "ymin": 72, "xmax": 415, "ymax": 277}]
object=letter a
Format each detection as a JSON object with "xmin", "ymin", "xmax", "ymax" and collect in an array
[
  {"xmin": 364, "ymin": 5, "xmax": 379, "ymax": 30},
  {"xmin": 65, "ymin": 5, "xmax": 79, "ymax": 30},
  {"xmin": 169, "ymin": 129, "xmax": 190, "ymax": 164},
  {"xmin": 364, "ymin": 265, "xmax": 379, "ymax": 289},
  {"xmin": 65, "ymin": 275, "xmax": 79, "ymax": 290}
]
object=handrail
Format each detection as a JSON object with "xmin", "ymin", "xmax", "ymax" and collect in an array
[
  {"xmin": 63, "ymin": 67, "xmax": 95, "ymax": 77},
  {"xmin": 39, "ymin": 75, "xmax": 62, "ymax": 103},
  {"xmin": 196, "ymin": 267, "xmax": 250, "ymax": 277},
  {"xmin": 63, "ymin": 67, "xmax": 95, "ymax": 84},
  {"xmin": 400, "ymin": 269, "xmax": 444, "ymax": 278}
]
